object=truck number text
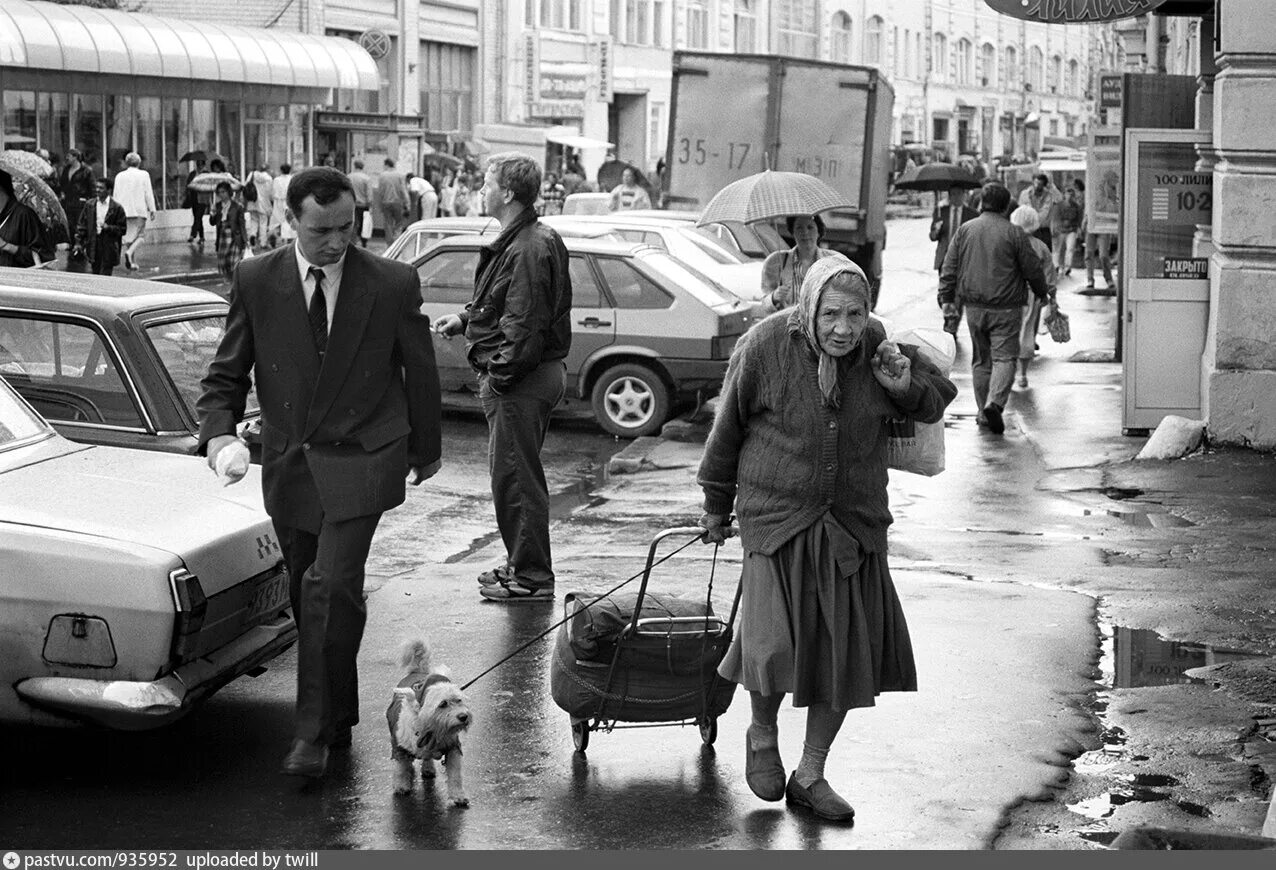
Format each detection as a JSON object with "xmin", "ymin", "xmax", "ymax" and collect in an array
[{"xmin": 675, "ymin": 138, "xmax": 752, "ymax": 170}]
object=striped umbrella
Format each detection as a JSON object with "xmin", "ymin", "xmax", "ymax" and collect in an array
[{"xmin": 695, "ymin": 170, "xmax": 854, "ymax": 226}]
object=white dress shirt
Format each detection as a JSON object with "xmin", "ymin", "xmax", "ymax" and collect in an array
[{"xmin": 294, "ymin": 246, "xmax": 347, "ymax": 335}]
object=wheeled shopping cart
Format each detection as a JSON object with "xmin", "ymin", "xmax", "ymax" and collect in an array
[{"xmin": 549, "ymin": 526, "xmax": 741, "ymax": 753}]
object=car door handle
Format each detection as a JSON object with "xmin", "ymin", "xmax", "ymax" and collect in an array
[{"xmin": 578, "ymin": 317, "xmax": 612, "ymax": 327}]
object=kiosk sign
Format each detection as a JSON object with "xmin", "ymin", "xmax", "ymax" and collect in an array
[{"xmin": 1135, "ymin": 141, "xmax": 1212, "ymax": 279}]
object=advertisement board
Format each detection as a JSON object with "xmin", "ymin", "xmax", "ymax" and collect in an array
[{"xmin": 1133, "ymin": 140, "xmax": 1212, "ymax": 279}]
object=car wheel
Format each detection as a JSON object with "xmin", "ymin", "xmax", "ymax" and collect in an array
[{"xmin": 590, "ymin": 362, "xmax": 670, "ymax": 438}]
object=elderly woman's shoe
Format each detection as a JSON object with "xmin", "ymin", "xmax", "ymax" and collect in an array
[
  {"xmin": 745, "ymin": 726, "xmax": 785, "ymax": 801},
  {"xmin": 785, "ymin": 773, "xmax": 855, "ymax": 822}
]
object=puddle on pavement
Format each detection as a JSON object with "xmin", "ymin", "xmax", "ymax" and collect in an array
[
  {"xmin": 1056, "ymin": 625, "xmax": 1273, "ymax": 837},
  {"xmin": 443, "ymin": 439, "xmax": 621, "ymax": 564}
]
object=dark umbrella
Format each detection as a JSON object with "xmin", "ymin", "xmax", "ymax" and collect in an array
[
  {"xmin": 423, "ymin": 152, "xmax": 464, "ymax": 171},
  {"xmin": 178, "ymin": 149, "xmax": 225, "ymax": 165},
  {"xmin": 0, "ymin": 161, "xmax": 68, "ymax": 243},
  {"xmin": 892, "ymin": 163, "xmax": 982, "ymax": 192}
]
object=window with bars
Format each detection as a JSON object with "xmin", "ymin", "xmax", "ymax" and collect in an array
[
  {"xmin": 776, "ymin": 0, "xmax": 818, "ymax": 58},
  {"xmin": 420, "ymin": 42, "xmax": 476, "ymax": 134}
]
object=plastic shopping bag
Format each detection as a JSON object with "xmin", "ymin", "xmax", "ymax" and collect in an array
[
  {"xmin": 884, "ymin": 326, "xmax": 954, "ymax": 477},
  {"xmin": 1043, "ymin": 302, "xmax": 1071, "ymax": 343}
]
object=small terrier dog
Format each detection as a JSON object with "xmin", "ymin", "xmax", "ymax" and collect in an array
[{"xmin": 385, "ymin": 639, "xmax": 472, "ymax": 806}]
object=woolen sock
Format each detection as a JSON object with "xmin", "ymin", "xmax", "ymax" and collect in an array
[
  {"xmin": 794, "ymin": 742, "xmax": 830, "ymax": 788},
  {"xmin": 749, "ymin": 723, "xmax": 778, "ymax": 750}
]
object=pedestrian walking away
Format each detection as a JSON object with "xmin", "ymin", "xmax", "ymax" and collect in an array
[
  {"xmin": 112, "ymin": 152, "xmax": 157, "ymax": 271},
  {"xmin": 1009, "ymin": 205, "xmax": 1057, "ymax": 390},
  {"xmin": 377, "ymin": 158, "xmax": 411, "ymax": 245},
  {"xmin": 74, "ymin": 177, "xmax": 127, "ymax": 276},
  {"xmin": 761, "ymin": 214, "xmax": 839, "ymax": 311},
  {"xmin": 196, "ymin": 166, "xmax": 444, "ymax": 781},
  {"xmin": 929, "ymin": 187, "xmax": 979, "ymax": 336},
  {"xmin": 245, "ymin": 163, "xmax": 274, "ymax": 250},
  {"xmin": 269, "ymin": 164, "xmax": 295, "ymax": 248},
  {"xmin": 348, "ymin": 160, "xmax": 372, "ymax": 247},
  {"xmin": 938, "ymin": 182, "xmax": 1049, "ymax": 434},
  {"xmin": 1052, "ymin": 186, "xmax": 1083, "ymax": 279},
  {"xmin": 698, "ymin": 254, "xmax": 956, "ymax": 822},
  {"xmin": 432, "ymin": 152, "xmax": 573, "ymax": 602},
  {"xmin": 183, "ymin": 159, "xmax": 207, "ymax": 247}
]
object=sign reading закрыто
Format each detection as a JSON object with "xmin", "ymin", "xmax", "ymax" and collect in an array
[{"xmin": 982, "ymin": 0, "xmax": 1169, "ymax": 22}]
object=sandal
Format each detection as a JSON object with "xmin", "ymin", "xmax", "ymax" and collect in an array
[{"xmin": 479, "ymin": 578, "xmax": 554, "ymax": 601}]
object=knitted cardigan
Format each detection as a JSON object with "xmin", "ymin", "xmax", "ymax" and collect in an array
[{"xmin": 698, "ymin": 309, "xmax": 957, "ymax": 556}]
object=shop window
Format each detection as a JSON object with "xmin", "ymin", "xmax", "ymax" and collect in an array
[
  {"xmin": 72, "ymin": 95, "xmax": 104, "ymax": 176},
  {"xmin": 39, "ymin": 92, "xmax": 69, "ymax": 163},
  {"xmin": 162, "ymin": 98, "xmax": 187, "ymax": 210},
  {"xmin": 217, "ymin": 101, "xmax": 242, "ymax": 174},
  {"xmin": 421, "ymin": 42, "xmax": 476, "ymax": 134},
  {"xmin": 134, "ymin": 97, "xmax": 162, "ymax": 202},
  {"xmin": 3, "ymin": 90, "xmax": 36, "ymax": 150},
  {"xmin": 104, "ymin": 95, "xmax": 132, "ymax": 177}
]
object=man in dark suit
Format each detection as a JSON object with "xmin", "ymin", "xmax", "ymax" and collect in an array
[
  {"xmin": 196, "ymin": 166, "xmax": 443, "ymax": 780},
  {"xmin": 930, "ymin": 185, "xmax": 979, "ymax": 335},
  {"xmin": 74, "ymin": 178, "xmax": 127, "ymax": 276}
]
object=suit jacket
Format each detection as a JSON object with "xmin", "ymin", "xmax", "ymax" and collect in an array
[
  {"xmin": 930, "ymin": 202, "xmax": 980, "ymax": 271},
  {"xmin": 196, "ymin": 243, "xmax": 443, "ymax": 532},
  {"xmin": 75, "ymin": 198, "xmax": 127, "ymax": 266}
]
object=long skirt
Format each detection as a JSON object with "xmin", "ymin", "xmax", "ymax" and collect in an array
[{"xmin": 718, "ymin": 513, "xmax": 917, "ymax": 712}]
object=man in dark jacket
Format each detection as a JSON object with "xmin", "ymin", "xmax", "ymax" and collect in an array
[
  {"xmin": 434, "ymin": 152, "xmax": 572, "ymax": 601},
  {"xmin": 74, "ymin": 178, "xmax": 127, "ymax": 276},
  {"xmin": 59, "ymin": 148, "xmax": 96, "ymax": 258},
  {"xmin": 938, "ymin": 182, "xmax": 1048, "ymax": 435}
]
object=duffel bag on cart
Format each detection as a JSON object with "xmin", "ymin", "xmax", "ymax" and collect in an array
[{"xmin": 564, "ymin": 590, "xmax": 727, "ymax": 675}]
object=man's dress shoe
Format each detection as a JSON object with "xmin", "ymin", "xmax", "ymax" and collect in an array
[{"xmin": 280, "ymin": 739, "xmax": 328, "ymax": 778}]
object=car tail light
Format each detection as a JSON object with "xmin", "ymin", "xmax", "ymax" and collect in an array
[
  {"xmin": 168, "ymin": 567, "xmax": 207, "ymax": 661},
  {"xmin": 711, "ymin": 334, "xmax": 739, "ymax": 359},
  {"xmin": 42, "ymin": 615, "xmax": 117, "ymax": 667}
]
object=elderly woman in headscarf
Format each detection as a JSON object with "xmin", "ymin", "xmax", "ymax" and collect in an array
[
  {"xmin": 698, "ymin": 254, "xmax": 956, "ymax": 823},
  {"xmin": 0, "ymin": 170, "xmax": 45, "ymax": 268}
]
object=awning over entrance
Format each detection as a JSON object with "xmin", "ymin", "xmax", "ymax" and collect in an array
[
  {"xmin": 544, "ymin": 127, "xmax": 613, "ymax": 150},
  {"xmin": 0, "ymin": 0, "xmax": 378, "ymax": 90}
]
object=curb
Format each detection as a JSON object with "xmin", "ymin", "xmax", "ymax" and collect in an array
[{"xmin": 1110, "ymin": 826, "xmax": 1276, "ymax": 850}]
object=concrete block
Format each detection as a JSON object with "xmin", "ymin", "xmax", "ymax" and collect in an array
[
  {"xmin": 1136, "ymin": 416, "xmax": 1206, "ymax": 460},
  {"xmin": 1206, "ymin": 370, "xmax": 1276, "ymax": 449}
]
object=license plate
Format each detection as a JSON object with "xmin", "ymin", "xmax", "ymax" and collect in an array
[{"xmin": 246, "ymin": 571, "xmax": 289, "ymax": 622}]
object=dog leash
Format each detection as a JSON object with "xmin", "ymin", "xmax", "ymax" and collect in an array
[{"xmin": 458, "ymin": 532, "xmax": 715, "ymax": 692}]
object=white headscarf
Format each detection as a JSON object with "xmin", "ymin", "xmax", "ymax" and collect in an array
[{"xmin": 792, "ymin": 253, "xmax": 873, "ymax": 408}]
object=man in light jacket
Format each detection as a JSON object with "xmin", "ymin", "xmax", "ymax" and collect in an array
[{"xmin": 112, "ymin": 152, "xmax": 157, "ymax": 271}]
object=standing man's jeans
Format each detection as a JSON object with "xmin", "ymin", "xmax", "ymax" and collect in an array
[
  {"xmin": 1085, "ymin": 232, "xmax": 1115, "ymax": 288},
  {"xmin": 189, "ymin": 203, "xmax": 206, "ymax": 243},
  {"xmin": 964, "ymin": 304, "xmax": 1022, "ymax": 414},
  {"xmin": 275, "ymin": 512, "xmax": 382, "ymax": 746},
  {"xmin": 478, "ymin": 359, "xmax": 567, "ymax": 591},
  {"xmin": 381, "ymin": 204, "xmax": 406, "ymax": 244}
]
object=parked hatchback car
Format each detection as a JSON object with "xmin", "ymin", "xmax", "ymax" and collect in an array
[
  {"xmin": 544, "ymin": 214, "xmax": 766, "ymax": 305},
  {"xmin": 383, "ymin": 215, "xmax": 622, "ymax": 263},
  {"xmin": 0, "ymin": 374, "xmax": 296, "ymax": 728},
  {"xmin": 619, "ymin": 210, "xmax": 789, "ymax": 261},
  {"xmin": 411, "ymin": 235, "xmax": 752, "ymax": 437},
  {"xmin": 0, "ymin": 268, "xmax": 260, "ymax": 458}
]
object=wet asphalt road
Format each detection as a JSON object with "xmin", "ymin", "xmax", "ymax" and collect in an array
[{"xmin": 5, "ymin": 217, "xmax": 1266, "ymax": 849}]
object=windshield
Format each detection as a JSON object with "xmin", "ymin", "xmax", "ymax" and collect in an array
[
  {"xmin": 145, "ymin": 316, "xmax": 260, "ymax": 420},
  {"xmin": 686, "ymin": 227, "xmax": 749, "ymax": 264},
  {"xmin": 642, "ymin": 251, "xmax": 743, "ymax": 309},
  {"xmin": 0, "ymin": 376, "xmax": 52, "ymax": 448}
]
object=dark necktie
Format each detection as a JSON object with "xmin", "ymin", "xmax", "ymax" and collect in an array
[{"xmin": 308, "ymin": 266, "xmax": 328, "ymax": 355}]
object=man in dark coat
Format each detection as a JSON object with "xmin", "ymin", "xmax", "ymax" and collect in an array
[
  {"xmin": 196, "ymin": 166, "xmax": 444, "ymax": 780},
  {"xmin": 74, "ymin": 178, "xmax": 127, "ymax": 276},
  {"xmin": 433, "ymin": 152, "xmax": 572, "ymax": 601},
  {"xmin": 930, "ymin": 185, "xmax": 980, "ymax": 335},
  {"xmin": 58, "ymin": 148, "xmax": 96, "ymax": 255}
]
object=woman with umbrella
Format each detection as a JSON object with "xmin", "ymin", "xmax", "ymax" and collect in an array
[
  {"xmin": 761, "ymin": 214, "xmax": 839, "ymax": 311},
  {"xmin": 0, "ymin": 169, "xmax": 45, "ymax": 268}
]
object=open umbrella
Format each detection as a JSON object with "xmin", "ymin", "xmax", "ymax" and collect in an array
[
  {"xmin": 695, "ymin": 170, "xmax": 853, "ymax": 226},
  {"xmin": 178, "ymin": 149, "xmax": 225, "ymax": 165},
  {"xmin": 187, "ymin": 171, "xmax": 242, "ymax": 193},
  {"xmin": 1, "ymin": 149, "xmax": 53, "ymax": 179},
  {"xmin": 423, "ymin": 151, "xmax": 464, "ymax": 171},
  {"xmin": 0, "ymin": 162, "xmax": 68, "ymax": 243},
  {"xmin": 892, "ymin": 163, "xmax": 982, "ymax": 192}
]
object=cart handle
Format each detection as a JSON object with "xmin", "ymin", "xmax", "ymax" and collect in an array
[
  {"xmin": 625, "ymin": 615, "xmax": 731, "ymax": 638},
  {"xmin": 625, "ymin": 525, "xmax": 736, "ymax": 645}
]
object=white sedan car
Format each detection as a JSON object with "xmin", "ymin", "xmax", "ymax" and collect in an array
[{"xmin": 0, "ymin": 375, "xmax": 296, "ymax": 729}]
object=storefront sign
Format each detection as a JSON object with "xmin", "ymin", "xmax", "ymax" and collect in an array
[
  {"xmin": 590, "ymin": 36, "xmax": 613, "ymax": 104},
  {"xmin": 539, "ymin": 61, "xmax": 589, "ymax": 102},
  {"xmin": 528, "ymin": 100, "xmax": 586, "ymax": 120},
  {"xmin": 1134, "ymin": 140, "xmax": 1212, "ymax": 279},
  {"xmin": 1086, "ymin": 128, "xmax": 1121, "ymax": 235},
  {"xmin": 1100, "ymin": 74, "xmax": 1122, "ymax": 108},
  {"xmin": 982, "ymin": 0, "xmax": 1168, "ymax": 22},
  {"xmin": 523, "ymin": 34, "xmax": 540, "ymax": 104},
  {"xmin": 1163, "ymin": 258, "xmax": 1209, "ymax": 279}
]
